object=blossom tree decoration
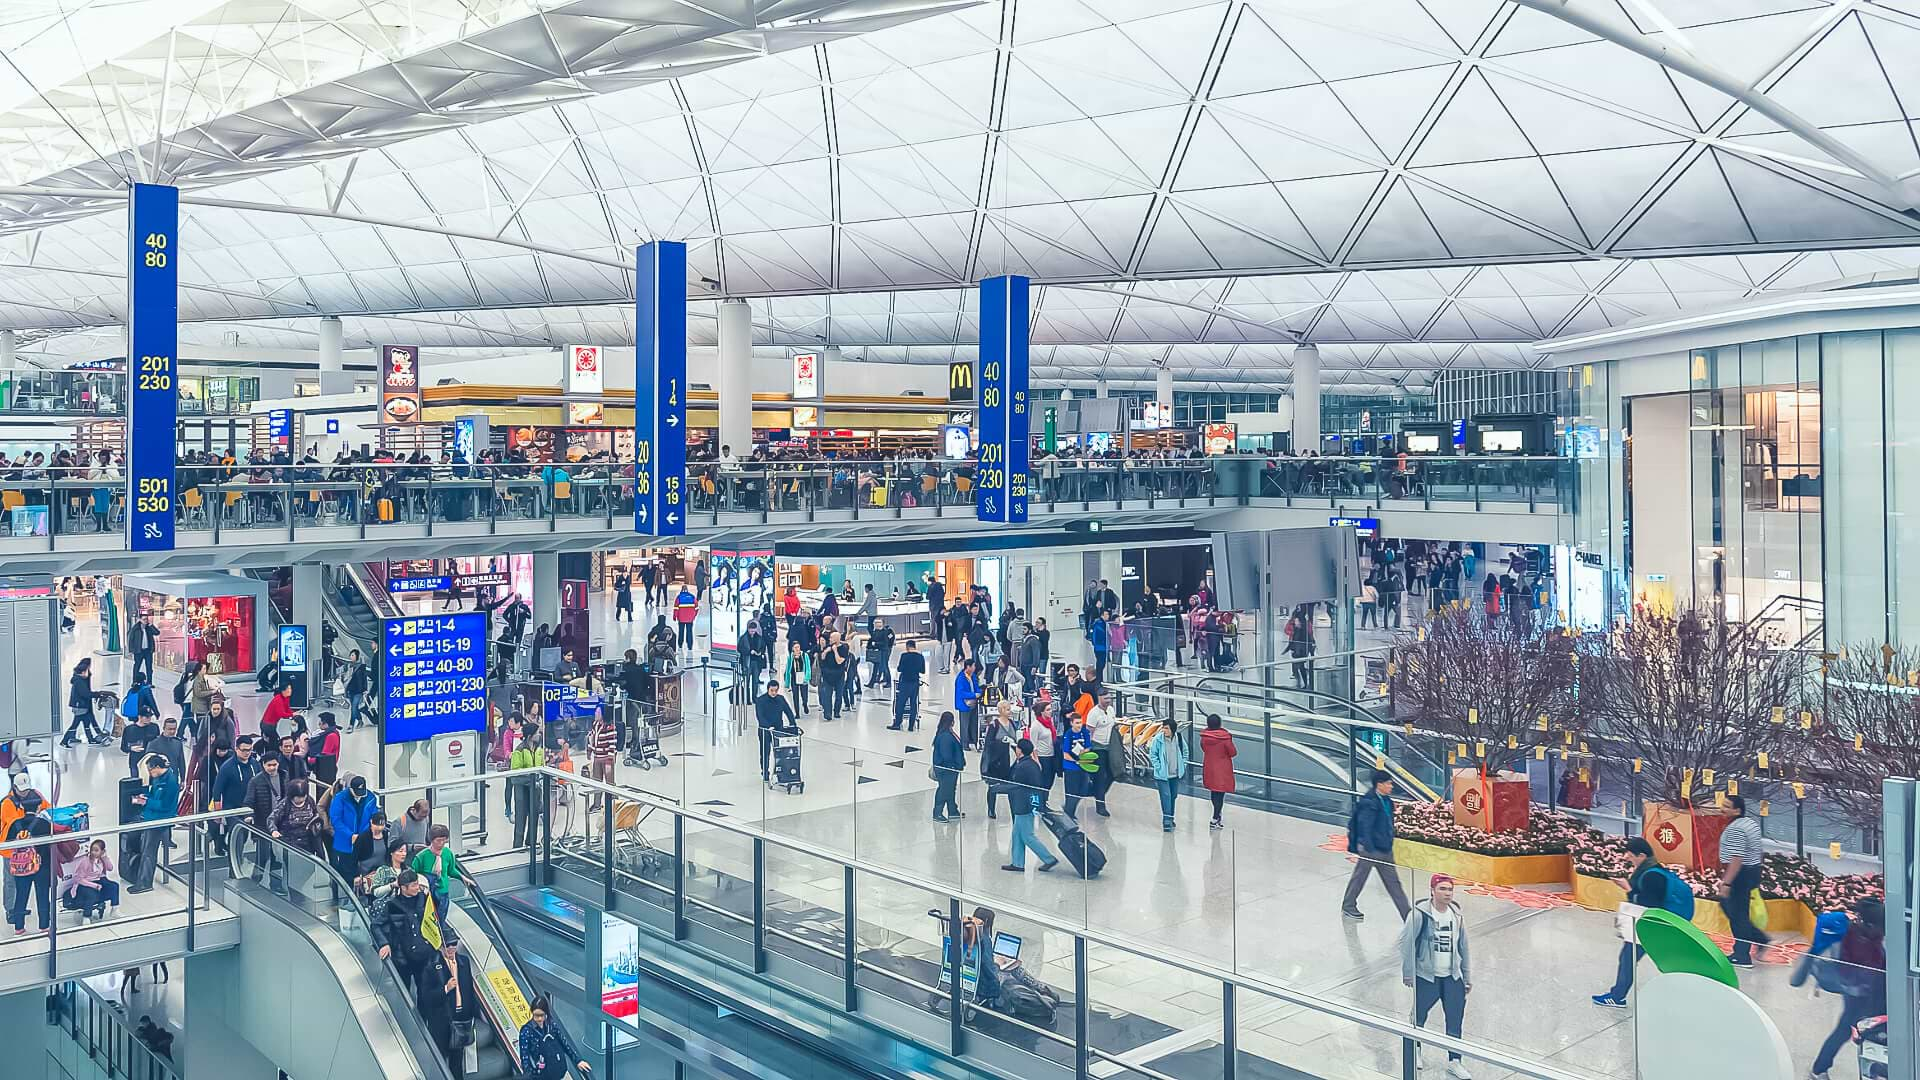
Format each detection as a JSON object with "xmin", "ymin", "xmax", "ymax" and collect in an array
[
  {"xmin": 1583, "ymin": 608, "xmax": 1804, "ymax": 806},
  {"xmin": 1805, "ymin": 643, "xmax": 1920, "ymax": 836},
  {"xmin": 1389, "ymin": 601, "xmax": 1580, "ymax": 776}
]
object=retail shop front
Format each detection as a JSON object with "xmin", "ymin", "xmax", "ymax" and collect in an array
[{"xmin": 119, "ymin": 571, "xmax": 269, "ymax": 677}]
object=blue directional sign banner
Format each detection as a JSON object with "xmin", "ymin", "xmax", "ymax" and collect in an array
[
  {"xmin": 388, "ymin": 575, "xmax": 451, "ymax": 594},
  {"xmin": 976, "ymin": 275, "xmax": 1031, "ymax": 524},
  {"xmin": 635, "ymin": 240, "xmax": 687, "ymax": 537},
  {"xmin": 127, "ymin": 183, "xmax": 178, "ymax": 551},
  {"xmin": 381, "ymin": 613, "xmax": 488, "ymax": 743}
]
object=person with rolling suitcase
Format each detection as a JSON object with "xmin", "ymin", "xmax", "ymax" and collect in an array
[
  {"xmin": 999, "ymin": 739, "xmax": 1057, "ymax": 875},
  {"xmin": 1040, "ymin": 803, "xmax": 1107, "ymax": 880}
]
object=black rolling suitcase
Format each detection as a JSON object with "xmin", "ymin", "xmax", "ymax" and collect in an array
[{"xmin": 1040, "ymin": 811, "xmax": 1106, "ymax": 879}]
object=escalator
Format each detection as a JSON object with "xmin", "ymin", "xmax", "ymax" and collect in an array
[
  {"xmin": 460, "ymin": 867, "xmax": 954, "ymax": 1080},
  {"xmin": 222, "ymin": 826, "xmax": 510, "ymax": 1080}
]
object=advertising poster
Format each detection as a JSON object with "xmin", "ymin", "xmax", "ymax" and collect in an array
[
  {"xmin": 791, "ymin": 352, "xmax": 820, "ymax": 398},
  {"xmin": 709, "ymin": 550, "xmax": 739, "ymax": 652},
  {"xmin": 600, "ymin": 911, "xmax": 640, "ymax": 1019},
  {"xmin": 380, "ymin": 345, "xmax": 422, "ymax": 424},
  {"xmin": 1202, "ymin": 422, "xmax": 1238, "ymax": 455},
  {"xmin": 792, "ymin": 405, "xmax": 819, "ymax": 429},
  {"xmin": 948, "ymin": 360, "xmax": 974, "ymax": 403}
]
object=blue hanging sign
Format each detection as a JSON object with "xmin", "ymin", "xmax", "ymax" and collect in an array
[
  {"xmin": 267, "ymin": 408, "xmax": 293, "ymax": 439},
  {"xmin": 976, "ymin": 275, "xmax": 1030, "ymax": 524},
  {"xmin": 635, "ymin": 241, "xmax": 687, "ymax": 537},
  {"xmin": 127, "ymin": 183, "xmax": 179, "ymax": 551},
  {"xmin": 381, "ymin": 613, "xmax": 488, "ymax": 743},
  {"xmin": 388, "ymin": 575, "xmax": 452, "ymax": 594}
]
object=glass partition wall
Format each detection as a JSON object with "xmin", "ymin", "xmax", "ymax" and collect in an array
[{"xmin": 1581, "ymin": 327, "xmax": 1920, "ymax": 647}]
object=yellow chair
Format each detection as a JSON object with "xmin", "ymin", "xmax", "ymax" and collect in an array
[
  {"xmin": 955, "ymin": 474, "xmax": 972, "ymax": 495},
  {"xmin": 0, "ymin": 491, "xmax": 22, "ymax": 510},
  {"xmin": 554, "ymin": 480, "xmax": 572, "ymax": 501},
  {"xmin": 183, "ymin": 489, "xmax": 203, "ymax": 509},
  {"xmin": 921, "ymin": 475, "xmax": 938, "ymax": 496}
]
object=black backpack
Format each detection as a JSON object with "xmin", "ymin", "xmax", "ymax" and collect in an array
[
  {"xmin": 173, "ymin": 673, "xmax": 190, "ymax": 707},
  {"xmin": 996, "ymin": 982, "xmax": 1055, "ymax": 1025}
]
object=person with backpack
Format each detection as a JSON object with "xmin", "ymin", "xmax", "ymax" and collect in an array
[
  {"xmin": 61, "ymin": 658, "xmax": 107, "ymax": 747},
  {"xmin": 1799, "ymin": 900, "xmax": 1887, "ymax": 1080},
  {"xmin": 120, "ymin": 706, "xmax": 161, "ymax": 779},
  {"xmin": 518, "ymin": 997, "xmax": 590, "ymax": 1079},
  {"xmin": 5, "ymin": 814, "xmax": 52, "ymax": 934},
  {"xmin": 1400, "ymin": 873, "xmax": 1473, "ymax": 1079},
  {"xmin": 1591, "ymin": 837, "xmax": 1690, "ymax": 1008}
]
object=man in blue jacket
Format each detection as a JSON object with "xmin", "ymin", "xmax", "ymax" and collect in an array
[
  {"xmin": 128, "ymin": 755, "xmax": 180, "ymax": 893},
  {"xmin": 329, "ymin": 775, "xmax": 382, "ymax": 881},
  {"xmin": 1341, "ymin": 770, "xmax": 1410, "ymax": 921},
  {"xmin": 208, "ymin": 735, "xmax": 262, "ymax": 856}
]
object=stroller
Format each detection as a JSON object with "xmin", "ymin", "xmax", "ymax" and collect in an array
[{"xmin": 1854, "ymin": 1015, "xmax": 1888, "ymax": 1079}]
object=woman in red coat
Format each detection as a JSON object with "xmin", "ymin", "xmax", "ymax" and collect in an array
[{"xmin": 1200, "ymin": 713, "xmax": 1236, "ymax": 830}]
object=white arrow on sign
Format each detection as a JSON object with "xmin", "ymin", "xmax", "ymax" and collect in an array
[
  {"xmin": 389, "ymin": 645, "xmax": 403, "ymax": 657},
  {"xmin": 636, "ymin": 505, "xmax": 648, "ymax": 522},
  {"xmin": 665, "ymin": 511, "xmax": 679, "ymax": 525},
  {"xmin": 665, "ymin": 414, "xmax": 680, "ymax": 427}
]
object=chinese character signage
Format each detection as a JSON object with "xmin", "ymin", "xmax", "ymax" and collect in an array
[
  {"xmin": 381, "ymin": 613, "xmax": 488, "ymax": 743},
  {"xmin": 380, "ymin": 345, "xmax": 422, "ymax": 423},
  {"xmin": 634, "ymin": 241, "xmax": 687, "ymax": 537},
  {"xmin": 388, "ymin": 575, "xmax": 451, "ymax": 594},
  {"xmin": 127, "ymin": 183, "xmax": 178, "ymax": 552},
  {"xmin": 267, "ymin": 408, "xmax": 293, "ymax": 440},
  {"xmin": 975, "ymin": 275, "xmax": 1030, "ymax": 524},
  {"xmin": 791, "ymin": 352, "xmax": 820, "ymax": 398}
]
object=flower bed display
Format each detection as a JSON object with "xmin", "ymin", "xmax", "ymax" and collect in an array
[
  {"xmin": 1390, "ymin": 801, "xmax": 1582, "ymax": 886},
  {"xmin": 1811, "ymin": 874, "xmax": 1884, "ymax": 914}
]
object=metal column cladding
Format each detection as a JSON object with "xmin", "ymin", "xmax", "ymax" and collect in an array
[
  {"xmin": 634, "ymin": 240, "xmax": 688, "ymax": 537},
  {"xmin": 127, "ymin": 183, "xmax": 179, "ymax": 551},
  {"xmin": 976, "ymin": 275, "xmax": 1031, "ymax": 524}
]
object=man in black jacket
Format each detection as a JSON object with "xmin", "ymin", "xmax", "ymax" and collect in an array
[
  {"xmin": 755, "ymin": 682, "xmax": 797, "ymax": 783},
  {"xmin": 888, "ymin": 640, "xmax": 926, "ymax": 731},
  {"xmin": 208, "ymin": 736, "xmax": 261, "ymax": 856},
  {"xmin": 865, "ymin": 620, "xmax": 895, "ymax": 688},
  {"xmin": 129, "ymin": 614, "xmax": 158, "ymax": 686},
  {"xmin": 242, "ymin": 754, "xmax": 288, "ymax": 886},
  {"xmin": 1001, "ymin": 739, "xmax": 1057, "ymax": 873},
  {"xmin": 373, "ymin": 870, "xmax": 435, "ymax": 994}
]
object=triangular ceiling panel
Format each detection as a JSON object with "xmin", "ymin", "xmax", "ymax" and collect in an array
[
  {"xmin": 1210, "ymin": 7, "xmax": 1323, "ymax": 99},
  {"xmin": 1728, "ymin": 13, "xmax": 1904, "ymax": 136},
  {"xmin": 1541, "ymin": 143, "xmax": 1692, "ymax": 247},
  {"xmin": 1615, "ymin": 152, "xmax": 1756, "ymax": 251},
  {"xmin": 1414, "ymin": 157, "xmax": 1588, "ymax": 247},
  {"xmin": 1327, "ymin": 65, "xmax": 1460, "ymax": 161},
  {"xmin": 1415, "ymin": 0, "xmax": 1509, "ymax": 52},
  {"xmin": 1346, "ymin": 178, "xmax": 1452, "ymax": 263},
  {"xmin": 1249, "ymin": 2, "xmax": 1461, "ymax": 82},
  {"xmin": 1482, "ymin": 69, "xmax": 1690, "ymax": 155},
  {"xmin": 1408, "ymin": 69, "xmax": 1536, "ymax": 167},
  {"xmin": 1276, "ymin": 172, "xmax": 1389, "ymax": 258},
  {"xmin": 1408, "ymin": 184, "xmax": 1575, "ymax": 258},
  {"xmin": 1170, "ymin": 183, "xmax": 1322, "ymax": 267},
  {"xmin": 1713, "ymin": 152, "xmax": 1919, "ymax": 245}
]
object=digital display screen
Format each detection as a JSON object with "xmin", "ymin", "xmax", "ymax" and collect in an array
[
  {"xmin": 601, "ymin": 911, "xmax": 640, "ymax": 1019},
  {"xmin": 279, "ymin": 624, "xmax": 308, "ymax": 674},
  {"xmin": 381, "ymin": 613, "xmax": 488, "ymax": 743},
  {"xmin": 1405, "ymin": 434, "xmax": 1441, "ymax": 453},
  {"xmin": 1481, "ymin": 429, "xmax": 1524, "ymax": 452}
]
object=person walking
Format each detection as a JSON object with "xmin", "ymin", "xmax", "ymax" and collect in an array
[
  {"xmin": 1086, "ymin": 612, "xmax": 1110, "ymax": 685},
  {"xmin": 614, "ymin": 571, "xmax": 634, "ymax": 623},
  {"xmin": 1716, "ymin": 795, "xmax": 1769, "ymax": 965},
  {"xmin": 1085, "ymin": 690, "xmax": 1119, "ymax": 817},
  {"xmin": 372, "ymin": 870, "xmax": 435, "ymax": 995},
  {"xmin": 1025, "ymin": 704, "xmax": 1059, "ymax": 812},
  {"xmin": 5, "ymin": 814, "xmax": 52, "ymax": 934},
  {"xmin": 62, "ymin": 658, "xmax": 107, "ymax": 747},
  {"xmin": 931, "ymin": 712, "xmax": 966, "ymax": 822},
  {"xmin": 1060, "ymin": 709, "xmax": 1095, "ymax": 817},
  {"xmin": 208, "ymin": 735, "xmax": 261, "ymax": 855},
  {"xmin": 419, "ymin": 935, "xmax": 480, "ymax": 1076},
  {"xmin": 784, "ymin": 642, "xmax": 813, "ymax": 716},
  {"xmin": 1147, "ymin": 718, "xmax": 1188, "ymax": 831},
  {"xmin": 1400, "ymin": 874, "xmax": 1473, "ymax": 1079},
  {"xmin": 1803, "ymin": 900, "xmax": 1886, "ymax": 1080},
  {"xmin": 817, "ymin": 633, "xmax": 846, "ymax": 722},
  {"xmin": 755, "ymin": 682, "xmax": 796, "ymax": 784},
  {"xmin": 508, "ymin": 725, "xmax": 546, "ymax": 848},
  {"xmin": 1592, "ymin": 838, "xmax": 1674, "ymax": 1008},
  {"xmin": 1200, "ymin": 714, "xmax": 1236, "ymax": 829},
  {"xmin": 1285, "ymin": 611, "xmax": 1315, "ymax": 690},
  {"xmin": 888, "ymin": 639, "xmax": 925, "ymax": 731},
  {"xmin": 130, "ymin": 613, "xmax": 158, "ymax": 686},
  {"xmin": 329, "ymin": 775, "xmax": 381, "ymax": 883},
  {"xmin": 345, "ymin": 650, "xmax": 372, "ymax": 729},
  {"xmin": 1341, "ymin": 770, "xmax": 1411, "ymax": 920},
  {"xmin": 999, "ymin": 739, "xmax": 1057, "ymax": 874},
  {"xmin": 243, "ymin": 753, "xmax": 288, "ymax": 885}
]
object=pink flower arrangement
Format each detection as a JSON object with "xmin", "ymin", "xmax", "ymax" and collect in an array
[
  {"xmin": 1393, "ymin": 801, "xmax": 1591, "ymax": 856},
  {"xmin": 1812, "ymin": 873, "xmax": 1884, "ymax": 914}
]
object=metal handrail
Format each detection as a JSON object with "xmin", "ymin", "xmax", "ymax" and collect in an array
[{"xmin": 502, "ymin": 763, "xmax": 1589, "ymax": 1080}]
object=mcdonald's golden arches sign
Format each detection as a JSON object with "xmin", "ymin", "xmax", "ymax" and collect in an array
[{"xmin": 948, "ymin": 360, "xmax": 974, "ymax": 403}]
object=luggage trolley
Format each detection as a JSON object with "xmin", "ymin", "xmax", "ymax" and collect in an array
[
  {"xmin": 770, "ymin": 729, "xmax": 804, "ymax": 794},
  {"xmin": 621, "ymin": 698, "xmax": 670, "ymax": 771}
]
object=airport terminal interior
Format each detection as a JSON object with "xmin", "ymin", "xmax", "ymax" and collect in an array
[{"xmin": 1, "ymin": 2, "xmax": 1920, "ymax": 1080}]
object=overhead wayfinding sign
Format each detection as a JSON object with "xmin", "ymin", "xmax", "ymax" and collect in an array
[
  {"xmin": 382, "ymin": 613, "xmax": 488, "ymax": 743},
  {"xmin": 635, "ymin": 240, "xmax": 687, "ymax": 537},
  {"xmin": 975, "ymin": 275, "xmax": 1031, "ymax": 525},
  {"xmin": 127, "ymin": 183, "xmax": 178, "ymax": 552}
]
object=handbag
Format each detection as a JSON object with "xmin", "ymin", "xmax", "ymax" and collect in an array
[
  {"xmin": 450, "ymin": 1017, "xmax": 475, "ymax": 1049},
  {"xmin": 1749, "ymin": 890, "xmax": 1770, "ymax": 931},
  {"xmin": 927, "ymin": 765, "xmax": 938, "ymax": 781}
]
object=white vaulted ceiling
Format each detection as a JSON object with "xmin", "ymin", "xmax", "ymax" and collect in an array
[{"xmin": 5, "ymin": 0, "xmax": 1920, "ymax": 389}]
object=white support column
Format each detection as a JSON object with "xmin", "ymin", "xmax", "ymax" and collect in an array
[
  {"xmin": 717, "ymin": 299, "xmax": 753, "ymax": 456},
  {"xmin": 821, "ymin": 345, "xmax": 841, "ymax": 398},
  {"xmin": 292, "ymin": 563, "xmax": 324, "ymax": 707},
  {"xmin": 1094, "ymin": 378, "xmax": 1109, "ymax": 399},
  {"xmin": 318, "ymin": 316, "xmax": 350, "ymax": 397},
  {"xmin": 1155, "ymin": 367, "xmax": 1173, "ymax": 417},
  {"xmin": 1291, "ymin": 345, "xmax": 1321, "ymax": 454},
  {"xmin": 533, "ymin": 552, "xmax": 561, "ymax": 632},
  {"xmin": 0, "ymin": 330, "xmax": 14, "ymax": 368}
]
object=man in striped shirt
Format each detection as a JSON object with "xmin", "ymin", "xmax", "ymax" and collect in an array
[{"xmin": 1716, "ymin": 795, "xmax": 1770, "ymax": 966}]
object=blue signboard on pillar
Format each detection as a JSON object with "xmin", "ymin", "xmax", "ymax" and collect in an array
[
  {"xmin": 127, "ymin": 183, "xmax": 178, "ymax": 551},
  {"xmin": 635, "ymin": 241, "xmax": 687, "ymax": 537},
  {"xmin": 976, "ymin": 275, "xmax": 1030, "ymax": 524}
]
